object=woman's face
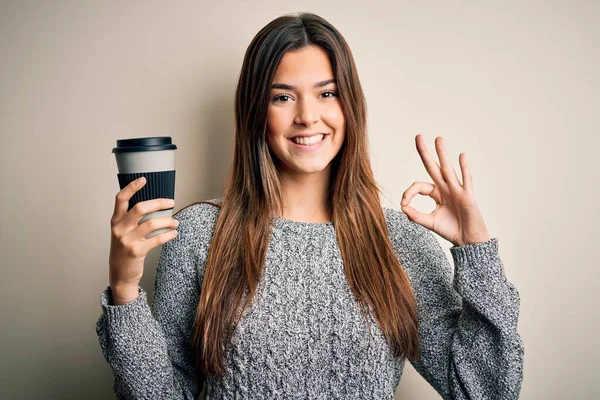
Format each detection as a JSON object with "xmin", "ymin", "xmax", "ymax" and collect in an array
[{"xmin": 266, "ymin": 45, "xmax": 346, "ymax": 178}]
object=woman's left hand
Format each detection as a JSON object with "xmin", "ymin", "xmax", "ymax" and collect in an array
[{"xmin": 400, "ymin": 134, "xmax": 491, "ymax": 247}]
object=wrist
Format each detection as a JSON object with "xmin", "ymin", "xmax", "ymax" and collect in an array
[
  {"xmin": 109, "ymin": 283, "xmax": 140, "ymax": 305},
  {"xmin": 453, "ymin": 233, "xmax": 492, "ymax": 247}
]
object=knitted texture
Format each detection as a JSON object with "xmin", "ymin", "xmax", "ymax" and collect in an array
[{"xmin": 96, "ymin": 199, "xmax": 524, "ymax": 399}]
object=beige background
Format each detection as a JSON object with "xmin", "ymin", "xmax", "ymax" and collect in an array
[{"xmin": 1, "ymin": 1, "xmax": 598, "ymax": 399}]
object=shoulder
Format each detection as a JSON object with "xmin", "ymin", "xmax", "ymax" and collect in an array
[
  {"xmin": 169, "ymin": 197, "xmax": 223, "ymax": 250},
  {"xmin": 381, "ymin": 205, "xmax": 425, "ymax": 241},
  {"xmin": 381, "ymin": 205, "xmax": 442, "ymax": 262},
  {"xmin": 173, "ymin": 197, "xmax": 222, "ymax": 223}
]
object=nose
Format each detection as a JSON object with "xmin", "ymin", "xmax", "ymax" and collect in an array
[{"xmin": 293, "ymin": 96, "xmax": 320, "ymax": 126}]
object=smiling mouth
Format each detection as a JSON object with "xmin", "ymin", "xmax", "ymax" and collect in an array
[{"xmin": 290, "ymin": 133, "xmax": 326, "ymax": 145}]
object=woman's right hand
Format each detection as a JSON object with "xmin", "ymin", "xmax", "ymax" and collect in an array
[{"xmin": 108, "ymin": 176, "xmax": 180, "ymax": 305}]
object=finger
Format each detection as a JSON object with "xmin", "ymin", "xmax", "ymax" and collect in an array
[
  {"xmin": 133, "ymin": 217, "xmax": 180, "ymax": 240},
  {"xmin": 401, "ymin": 181, "xmax": 436, "ymax": 206},
  {"xmin": 435, "ymin": 136, "xmax": 461, "ymax": 186},
  {"xmin": 415, "ymin": 134, "xmax": 445, "ymax": 185},
  {"xmin": 459, "ymin": 153, "xmax": 473, "ymax": 192},
  {"xmin": 135, "ymin": 228, "xmax": 179, "ymax": 255},
  {"xmin": 113, "ymin": 177, "xmax": 146, "ymax": 222},
  {"xmin": 401, "ymin": 204, "xmax": 435, "ymax": 231},
  {"xmin": 122, "ymin": 198, "xmax": 176, "ymax": 229}
]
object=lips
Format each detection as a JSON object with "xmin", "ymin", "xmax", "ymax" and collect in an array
[{"xmin": 289, "ymin": 132, "xmax": 328, "ymax": 139}]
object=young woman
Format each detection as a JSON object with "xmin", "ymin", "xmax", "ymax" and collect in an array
[{"xmin": 97, "ymin": 12, "xmax": 524, "ymax": 399}]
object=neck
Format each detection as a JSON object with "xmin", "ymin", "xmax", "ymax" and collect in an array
[{"xmin": 278, "ymin": 166, "xmax": 332, "ymax": 223}]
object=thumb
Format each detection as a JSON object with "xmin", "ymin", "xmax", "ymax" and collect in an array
[{"xmin": 401, "ymin": 205, "xmax": 434, "ymax": 231}]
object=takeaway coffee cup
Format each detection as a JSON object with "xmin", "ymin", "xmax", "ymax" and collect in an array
[{"xmin": 112, "ymin": 136, "xmax": 177, "ymax": 239}]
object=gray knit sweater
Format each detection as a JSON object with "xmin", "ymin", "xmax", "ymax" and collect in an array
[{"xmin": 96, "ymin": 198, "xmax": 524, "ymax": 399}]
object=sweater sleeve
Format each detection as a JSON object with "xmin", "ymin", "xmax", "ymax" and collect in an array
[
  {"xmin": 96, "ymin": 205, "xmax": 207, "ymax": 399},
  {"xmin": 385, "ymin": 208, "xmax": 524, "ymax": 400}
]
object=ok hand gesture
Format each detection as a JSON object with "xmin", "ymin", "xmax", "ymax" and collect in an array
[{"xmin": 401, "ymin": 134, "xmax": 491, "ymax": 247}]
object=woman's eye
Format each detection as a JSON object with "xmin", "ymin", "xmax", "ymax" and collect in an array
[
  {"xmin": 321, "ymin": 91, "xmax": 338, "ymax": 99},
  {"xmin": 272, "ymin": 94, "xmax": 291, "ymax": 103}
]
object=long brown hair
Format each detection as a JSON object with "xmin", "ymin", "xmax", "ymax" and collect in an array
[{"xmin": 190, "ymin": 12, "xmax": 419, "ymax": 385}]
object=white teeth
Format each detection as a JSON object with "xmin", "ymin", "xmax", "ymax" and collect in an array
[{"xmin": 291, "ymin": 134, "xmax": 324, "ymax": 145}]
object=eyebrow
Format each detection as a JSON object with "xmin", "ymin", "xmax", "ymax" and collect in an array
[{"xmin": 271, "ymin": 78, "xmax": 337, "ymax": 90}]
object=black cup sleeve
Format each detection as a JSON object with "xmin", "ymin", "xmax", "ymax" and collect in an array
[{"xmin": 117, "ymin": 170, "xmax": 175, "ymax": 212}]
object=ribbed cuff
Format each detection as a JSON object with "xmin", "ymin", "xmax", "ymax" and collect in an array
[
  {"xmin": 99, "ymin": 286, "xmax": 152, "ymax": 324},
  {"xmin": 450, "ymin": 237, "xmax": 507, "ymax": 285}
]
